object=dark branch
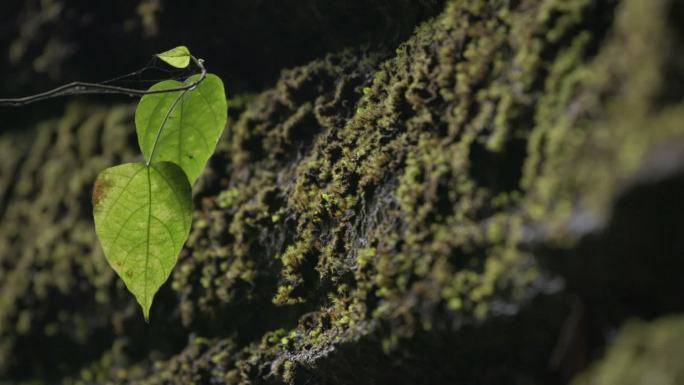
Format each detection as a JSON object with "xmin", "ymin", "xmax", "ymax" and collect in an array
[{"xmin": 0, "ymin": 56, "xmax": 207, "ymax": 107}]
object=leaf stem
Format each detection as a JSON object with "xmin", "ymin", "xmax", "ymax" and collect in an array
[{"xmin": 147, "ymin": 88, "xmax": 189, "ymax": 166}]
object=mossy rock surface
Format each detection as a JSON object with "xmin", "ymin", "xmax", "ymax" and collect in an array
[
  {"xmin": 572, "ymin": 316, "xmax": 684, "ymax": 385},
  {"xmin": 1, "ymin": 0, "xmax": 684, "ymax": 384}
]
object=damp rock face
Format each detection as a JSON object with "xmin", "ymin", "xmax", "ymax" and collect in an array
[{"xmin": 1, "ymin": 0, "xmax": 684, "ymax": 384}]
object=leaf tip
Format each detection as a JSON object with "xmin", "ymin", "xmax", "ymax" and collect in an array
[{"xmin": 141, "ymin": 301, "xmax": 151, "ymax": 323}]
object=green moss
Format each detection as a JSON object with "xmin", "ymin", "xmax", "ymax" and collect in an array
[
  {"xmin": 0, "ymin": 103, "xmax": 142, "ymax": 378},
  {"xmin": 572, "ymin": 316, "xmax": 684, "ymax": 385},
  {"xmin": 217, "ymin": 188, "xmax": 241, "ymax": 209}
]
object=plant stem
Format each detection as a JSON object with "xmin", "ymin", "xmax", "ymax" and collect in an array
[{"xmin": 0, "ymin": 56, "xmax": 206, "ymax": 107}]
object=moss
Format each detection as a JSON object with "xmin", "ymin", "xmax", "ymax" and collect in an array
[
  {"xmin": 2, "ymin": 0, "xmax": 684, "ymax": 383},
  {"xmin": 572, "ymin": 316, "xmax": 684, "ymax": 385},
  {"xmin": 0, "ymin": 103, "xmax": 145, "ymax": 379}
]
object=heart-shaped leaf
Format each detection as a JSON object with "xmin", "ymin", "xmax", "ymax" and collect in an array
[
  {"xmin": 156, "ymin": 46, "xmax": 192, "ymax": 68},
  {"xmin": 93, "ymin": 162, "xmax": 192, "ymax": 321},
  {"xmin": 136, "ymin": 74, "xmax": 227, "ymax": 184}
]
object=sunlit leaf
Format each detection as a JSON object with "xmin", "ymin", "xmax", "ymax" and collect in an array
[
  {"xmin": 135, "ymin": 74, "xmax": 227, "ymax": 184},
  {"xmin": 92, "ymin": 162, "xmax": 192, "ymax": 321},
  {"xmin": 156, "ymin": 46, "xmax": 192, "ymax": 68}
]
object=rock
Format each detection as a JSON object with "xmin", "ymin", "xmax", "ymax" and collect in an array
[{"xmin": 1, "ymin": 0, "xmax": 683, "ymax": 384}]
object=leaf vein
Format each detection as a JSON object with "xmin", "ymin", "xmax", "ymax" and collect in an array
[
  {"xmin": 151, "ymin": 164, "xmax": 190, "ymax": 232},
  {"xmin": 144, "ymin": 166, "xmax": 152, "ymax": 317},
  {"xmin": 100, "ymin": 166, "xmax": 147, "ymax": 229},
  {"xmin": 108, "ymin": 203, "xmax": 150, "ymax": 252},
  {"xmin": 195, "ymin": 83, "xmax": 220, "ymax": 126},
  {"xmin": 150, "ymin": 214, "xmax": 177, "ymax": 259}
]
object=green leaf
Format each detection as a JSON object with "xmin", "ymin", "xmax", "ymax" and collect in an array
[
  {"xmin": 92, "ymin": 162, "xmax": 192, "ymax": 321},
  {"xmin": 136, "ymin": 74, "xmax": 227, "ymax": 184},
  {"xmin": 156, "ymin": 46, "xmax": 192, "ymax": 68}
]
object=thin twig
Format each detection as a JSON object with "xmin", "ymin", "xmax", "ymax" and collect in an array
[{"xmin": 0, "ymin": 56, "xmax": 207, "ymax": 107}]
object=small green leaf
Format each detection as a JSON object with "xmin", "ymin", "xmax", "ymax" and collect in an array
[
  {"xmin": 136, "ymin": 74, "xmax": 227, "ymax": 184},
  {"xmin": 93, "ymin": 162, "xmax": 192, "ymax": 321},
  {"xmin": 156, "ymin": 46, "xmax": 192, "ymax": 68}
]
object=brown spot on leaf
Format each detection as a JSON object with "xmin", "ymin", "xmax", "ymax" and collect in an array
[{"xmin": 92, "ymin": 177, "xmax": 108, "ymax": 207}]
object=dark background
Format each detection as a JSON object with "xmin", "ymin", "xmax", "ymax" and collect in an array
[{"xmin": 0, "ymin": 0, "xmax": 442, "ymax": 125}]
